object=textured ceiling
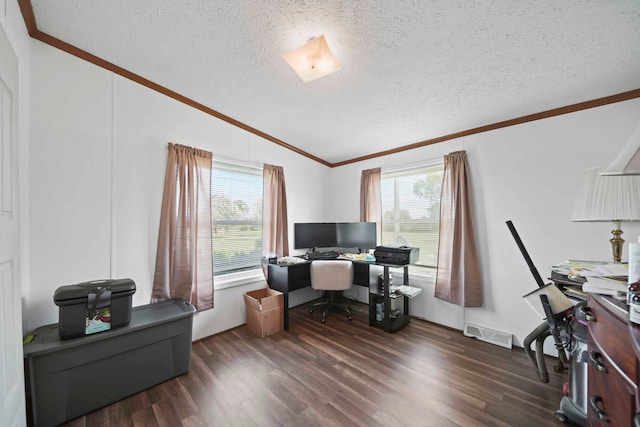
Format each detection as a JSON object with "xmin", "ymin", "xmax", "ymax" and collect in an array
[{"xmin": 28, "ymin": 0, "xmax": 640, "ymax": 164}]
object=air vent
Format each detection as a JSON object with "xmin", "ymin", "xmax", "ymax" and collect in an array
[{"xmin": 464, "ymin": 323, "xmax": 513, "ymax": 349}]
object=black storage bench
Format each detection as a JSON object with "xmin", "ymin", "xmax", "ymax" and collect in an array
[{"xmin": 23, "ymin": 299, "xmax": 196, "ymax": 427}]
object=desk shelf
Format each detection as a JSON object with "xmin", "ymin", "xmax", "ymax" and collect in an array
[
  {"xmin": 369, "ymin": 310, "xmax": 411, "ymax": 331},
  {"xmin": 369, "ymin": 288, "xmax": 404, "ymax": 298},
  {"xmin": 368, "ymin": 264, "xmax": 411, "ymax": 333}
]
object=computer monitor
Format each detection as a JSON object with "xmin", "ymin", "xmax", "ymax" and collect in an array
[
  {"xmin": 293, "ymin": 223, "xmax": 337, "ymax": 249},
  {"xmin": 336, "ymin": 222, "xmax": 377, "ymax": 252}
]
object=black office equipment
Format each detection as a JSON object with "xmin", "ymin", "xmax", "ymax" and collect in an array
[
  {"xmin": 336, "ymin": 222, "xmax": 377, "ymax": 252},
  {"xmin": 374, "ymin": 245, "xmax": 419, "ymax": 265},
  {"xmin": 306, "ymin": 250, "xmax": 340, "ymax": 260},
  {"xmin": 506, "ymin": 220, "xmax": 587, "ymax": 425},
  {"xmin": 294, "ymin": 222, "xmax": 337, "ymax": 249},
  {"xmin": 294, "ymin": 222, "xmax": 377, "ymax": 252}
]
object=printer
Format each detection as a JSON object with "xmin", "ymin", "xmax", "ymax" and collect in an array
[{"xmin": 374, "ymin": 245, "xmax": 420, "ymax": 265}]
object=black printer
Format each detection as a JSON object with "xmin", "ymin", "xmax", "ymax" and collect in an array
[{"xmin": 374, "ymin": 245, "xmax": 420, "ymax": 265}]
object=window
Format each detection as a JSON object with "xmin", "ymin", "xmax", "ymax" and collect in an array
[
  {"xmin": 381, "ymin": 161, "xmax": 444, "ymax": 268},
  {"xmin": 212, "ymin": 161, "xmax": 263, "ymax": 275}
]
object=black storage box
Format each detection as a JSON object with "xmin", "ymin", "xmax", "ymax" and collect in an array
[
  {"xmin": 53, "ymin": 278, "xmax": 136, "ymax": 339},
  {"xmin": 374, "ymin": 245, "xmax": 420, "ymax": 265},
  {"xmin": 24, "ymin": 299, "xmax": 196, "ymax": 427}
]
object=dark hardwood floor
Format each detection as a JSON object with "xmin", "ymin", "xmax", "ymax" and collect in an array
[{"xmin": 59, "ymin": 303, "xmax": 569, "ymax": 426}]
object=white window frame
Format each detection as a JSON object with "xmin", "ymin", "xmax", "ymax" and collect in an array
[
  {"xmin": 381, "ymin": 159, "xmax": 444, "ymax": 275},
  {"xmin": 212, "ymin": 158, "xmax": 264, "ymax": 284}
]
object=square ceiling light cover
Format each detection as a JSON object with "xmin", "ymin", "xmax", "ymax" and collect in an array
[{"xmin": 282, "ymin": 35, "xmax": 342, "ymax": 83}]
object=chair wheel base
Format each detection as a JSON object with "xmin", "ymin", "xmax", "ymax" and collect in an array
[{"xmin": 308, "ymin": 291, "xmax": 352, "ymax": 324}]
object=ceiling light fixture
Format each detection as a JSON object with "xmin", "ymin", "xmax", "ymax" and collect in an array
[{"xmin": 282, "ymin": 35, "xmax": 341, "ymax": 83}]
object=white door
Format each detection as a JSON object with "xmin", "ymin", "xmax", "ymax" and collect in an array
[{"xmin": 0, "ymin": 23, "xmax": 26, "ymax": 427}]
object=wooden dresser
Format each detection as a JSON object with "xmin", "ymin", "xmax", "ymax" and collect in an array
[{"xmin": 587, "ymin": 294, "xmax": 639, "ymax": 426}]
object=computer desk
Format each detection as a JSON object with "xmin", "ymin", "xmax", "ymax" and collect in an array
[{"xmin": 266, "ymin": 259, "xmax": 412, "ymax": 332}]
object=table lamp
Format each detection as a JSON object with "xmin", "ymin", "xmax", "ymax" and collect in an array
[
  {"xmin": 571, "ymin": 166, "xmax": 640, "ymax": 262},
  {"xmin": 601, "ymin": 119, "xmax": 640, "ymax": 175}
]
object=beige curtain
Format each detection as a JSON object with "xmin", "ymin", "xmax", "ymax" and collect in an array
[
  {"xmin": 434, "ymin": 151, "xmax": 482, "ymax": 307},
  {"xmin": 360, "ymin": 167, "xmax": 382, "ymax": 244},
  {"xmin": 262, "ymin": 164, "xmax": 289, "ymax": 278},
  {"xmin": 152, "ymin": 143, "xmax": 214, "ymax": 311}
]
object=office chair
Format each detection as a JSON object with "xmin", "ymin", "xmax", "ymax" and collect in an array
[{"xmin": 309, "ymin": 260, "xmax": 354, "ymax": 323}]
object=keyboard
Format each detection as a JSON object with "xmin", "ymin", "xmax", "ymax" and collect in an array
[{"xmin": 307, "ymin": 250, "xmax": 339, "ymax": 260}]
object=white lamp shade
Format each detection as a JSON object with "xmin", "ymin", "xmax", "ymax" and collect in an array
[
  {"xmin": 523, "ymin": 283, "xmax": 574, "ymax": 319},
  {"xmin": 282, "ymin": 35, "xmax": 342, "ymax": 83},
  {"xmin": 602, "ymin": 119, "xmax": 640, "ymax": 176},
  {"xmin": 571, "ymin": 166, "xmax": 640, "ymax": 221}
]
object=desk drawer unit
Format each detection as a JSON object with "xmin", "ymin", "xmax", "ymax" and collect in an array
[{"xmin": 587, "ymin": 295, "xmax": 639, "ymax": 426}]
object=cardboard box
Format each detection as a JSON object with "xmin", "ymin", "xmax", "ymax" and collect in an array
[{"xmin": 244, "ymin": 287, "xmax": 283, "ymax": 337}]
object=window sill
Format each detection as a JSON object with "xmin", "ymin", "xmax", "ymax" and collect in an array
[
  {"xmin": 390, "ymin": 265, "xmax": 436, "ymax": 286},
  {"xmin": 411, "ymin": 265, "xmax": 436, "ymax": 278},
  {"xmin": 215, "ymin": 268, "xmax": 265, "ymax": 290}
]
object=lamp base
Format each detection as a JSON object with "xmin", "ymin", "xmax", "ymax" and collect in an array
[{"xmin": 610, "ymin": 225, "xmax": 624, "ymax": 263}]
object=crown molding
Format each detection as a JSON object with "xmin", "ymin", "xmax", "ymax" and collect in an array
[{"xmin": 18, "ymin": 0, "xmax": 640, "ymax": 168}]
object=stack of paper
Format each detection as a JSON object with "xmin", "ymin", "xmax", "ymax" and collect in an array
[
  {"xmin": 553, "ymin": 260, "xmax": 628, "ymax": 298},
  {"xmin": 392, "ymin": 285, "xmax": 422, "ymax": 298},
  {"xmin": 563, "ymin": 260, "xmax": 628, "ymax": 278},
  {"xmin": 582, "ymin": 276, "xmax": 627, "ymax": 296}
]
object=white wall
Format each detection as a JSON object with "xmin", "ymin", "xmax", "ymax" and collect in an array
[
  {"xmin": 328, "ymin": 99, "xmax": 640, "ymax": 349},
  {"xmin": 27, "ymin": 41, "xmax": 328, "ymax": 340},
  {"xmin": 25, "ymin": 33, "xmax": 640, "ymax": 348}
]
